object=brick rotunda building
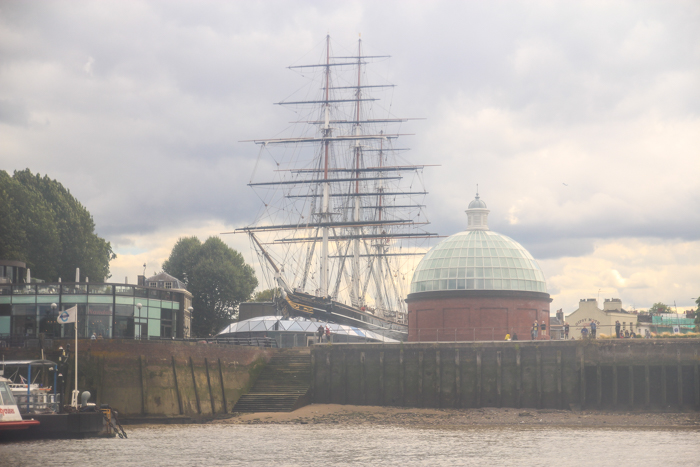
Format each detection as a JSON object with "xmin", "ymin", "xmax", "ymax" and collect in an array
[{"xmin": 406, "ymin": 193, "xmax": 551, "ymax": 341}]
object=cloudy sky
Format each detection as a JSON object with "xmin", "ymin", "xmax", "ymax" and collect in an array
[{"xmin": 1, "ymin": 0, "xmax": 699, "ymax": 314}]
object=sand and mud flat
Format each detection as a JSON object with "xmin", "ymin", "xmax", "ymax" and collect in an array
[{"xmin": 218, "ymin": 404, "xmax": 700, "ymax": 429}]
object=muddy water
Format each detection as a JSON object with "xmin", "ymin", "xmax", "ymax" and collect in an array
[{"xmin": 2, "ymin": 424, "xmax": 699, "ymax": 466}]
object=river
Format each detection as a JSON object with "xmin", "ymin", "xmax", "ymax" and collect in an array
[{"xmin": 2, "ymin": 424, "xmax": 699, "ymax": 466}]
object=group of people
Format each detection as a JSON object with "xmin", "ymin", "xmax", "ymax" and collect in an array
[
  {"xmin": 578, "ymin": 320, "xmax": 640, "ymax": 339},
  {"xmin": 530, "ymin": 320, "xmax": 547, "ymax": 340},
  {"xmin": 316, "ymin": 324, "xmax": 331, "ymax": 343}
]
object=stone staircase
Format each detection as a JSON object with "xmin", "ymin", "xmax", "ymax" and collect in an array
[{"xmin": 232, "ymin": 348, "xmax": 311, "ymax": 413}]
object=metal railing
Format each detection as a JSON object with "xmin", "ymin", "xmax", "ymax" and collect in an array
[{"xmin": 14, "ymin": 392, "xmax": 61, "ymax": 415}]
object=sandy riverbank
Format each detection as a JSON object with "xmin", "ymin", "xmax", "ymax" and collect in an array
[{"xmin": 217, "ymin": 404, "xmax": 700, "ymax": 429}]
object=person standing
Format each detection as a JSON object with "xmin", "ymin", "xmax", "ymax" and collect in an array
[
  {"xmin": 540, "ymin": 320, "xmax": 547, "ymax": 338},
  {"xmin": 564, "ymin": 322, "xmax": 570, "ymax": 339},
  {"xmin": 317, "ymin": 325, "xmax": 324, "ymax": 344},
  {"xmin": 590, "ymin": 321, "xmax": 597, "ymax": 339},
  {"xmin": 615, "ymin": 320, "xmax": 621, "ymax": 338},
  {"xmin": 325, "ymin": 324, "xmax": 331, "ymax": 343},
  {"xmin": 532, "ymin": 320, "xmax": 539, "ymax": 340}
]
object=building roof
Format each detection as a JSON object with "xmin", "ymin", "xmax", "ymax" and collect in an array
[
  {"xmin": 411, "ymin": 193, "xmax": 546, "ymax": 295},
  {"xmin": 468, "ymin": 193, "xmax": 488, "ymax": 209},
  {"xmin": 145, "ymin": 272, "xmax": 187, "ymax": 290}
]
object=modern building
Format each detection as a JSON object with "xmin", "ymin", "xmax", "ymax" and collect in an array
[
  {"xmin": 406, "ymin": 193, "xmax": 552, "ymax": 341},
  {"xmin": 0, "ymin": 261, "xmax": 192, "ymax": 342},
  {"xmin": 565, "ymin": 298, "xmax": 636, "ymax": 337}
]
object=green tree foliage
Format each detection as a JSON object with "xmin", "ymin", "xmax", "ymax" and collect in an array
[
  {"xmin": 162, "ymin": 236, "xmax": 257, "ymax": 337},
  {"xmin": 695, "ymin": 296, "xmax": 700, "ymax": 331},
  {"xmin": 252, "ymin": 288, "xmax": 278, "ymax": 302},
  {"xmin": 0, "ymin": 169, "xmax": 115, "ymax": 281},
  {"xmin": 648, "ymin": 302, "xmax": 672, "ymax": 314}
]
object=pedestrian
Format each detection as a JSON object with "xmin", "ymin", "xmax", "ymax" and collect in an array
[
  {"xmin": 512, "ymin": 332, "xmax": 518, "ymax": 341},
  {"xmin": 540, "ymin": 320, "xmax": 547, "ymax": 338},
  {"xmin": 325, "ymin": 324, "xmax": 331, "ymax": 343},
  {"xmin": 624, "ymin": 329, "xmax": 630, "ymax": 338},
  {"xmin": 590, "ymin": 321, "xmax": 597, "ymax": 339},
  {"xmin": 532, "ymin": 320, "xmax": 539, "ymax": 339},
  {"xmin": 581, "ymin": 326, "xmax": 589, "ymax": 339},
  {"xmin": 317, "ymin": 325, "xmax": 324, "ymax": 344},
  {"xmin": 564, "ymin": 322, "xmax": 570, "ymax": 339},
  {"xmin": 615, "ymin": 320, "xmax": 621, "ymax": 338},
  {"xmin": 505, "ymin": 333, "xmax": 511, "ymax": 341}
]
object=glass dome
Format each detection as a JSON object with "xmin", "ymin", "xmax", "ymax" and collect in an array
[{"xmin": 410, "ymin": 230, "xmax": 547, "ymax": 294}]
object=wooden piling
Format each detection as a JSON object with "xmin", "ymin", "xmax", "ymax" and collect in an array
[
  {"xmin": 139, "ymin": 355, "xmax": 147, "ymax": 415},
  {"xmin": 556, "ymin": 350, "xmax": 562, "ymax": 409},
  {"xmin": 596, "ymin": 365, "xmax": 602, "ymax": 409},
  {"xmin": 496, "ymin": 351, "xmax": 502, "ymax": 408},
  {"xmin": 435, "ymin": 350, "xmax": 441, "ymax": 408},
  {"xmin": 204, "ymin": 358, "xmax": 215, "ymax": 414},
  {"xmin": 418, "ymin": 351, "xmax": 424, "ymax": 408},
  {"xmin": 476, "ymin": 351, "xmax": 482, "ymax": 408},
  {"xmin": 217, "ymin": 358, "xmax": 227, "ymax": 414},
  {"xmin": 454, "ymin": 349, "xmax": 461, "ymax": 409},
  {"xmin": 189, "ymin": 357, "xmax": 201, "ymax": 414},
  {"xmin": 172, "ymin": 356, "xmax": 183, "ymax": 415},
  {"xmin": 516, "ymin": 349, "xmax": 522, "ymax": 409},
  {"xmin": 536, "ymin": 350, "xmax": 542, "ymax": 409}
]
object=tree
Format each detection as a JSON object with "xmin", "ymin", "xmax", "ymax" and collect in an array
[
  {"xmin": 0, "ymin": 169, "xmax": 115, "ymax": 281},
  {"xmin": 695, "ymin": 296, "xmax": 700, "ymax": 332},
  {"xmin": 648, "ymin": 302, "xmax": 672, "ymax": 314},
  {"xmin": 252, "ymin": 288, "xmax": 278, "ymax": 302},
  {"xmin": 162, "ymin": 236, "xmax": 257, "ymax": 337}
]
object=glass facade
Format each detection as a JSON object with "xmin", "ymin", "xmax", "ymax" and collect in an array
[
  {"xmin": 0, "ymin": 283, "xmax": 187, "ymax": 340},
  {"xmin": 410, "ymin": 230, "xmax": 548, "ymax": 294}
]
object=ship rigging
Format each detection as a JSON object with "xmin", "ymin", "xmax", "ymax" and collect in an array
[{"xmin": 227, "ymin": 35, "xmax": 439, "ymax": 335}]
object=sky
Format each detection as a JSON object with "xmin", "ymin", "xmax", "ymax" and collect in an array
[{"xmin": 1, "ymin": 0, "xmax": 699, "ymax": 315}]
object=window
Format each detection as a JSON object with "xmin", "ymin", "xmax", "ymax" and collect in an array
[
  {"xmin": 149, "ymin": 282, "xmax": 157, "ymax": 287},
  {"xmin": 165, "ymin": 282, "xmax": 172, "ymax": 289}
]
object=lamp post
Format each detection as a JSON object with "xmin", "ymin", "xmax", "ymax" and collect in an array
[{"xmin": 136, "ymin": 303, "xmax": 142, "ymax": 340}]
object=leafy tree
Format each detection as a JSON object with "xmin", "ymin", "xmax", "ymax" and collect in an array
[
  {"xmin": 648, "ymin": 302, "xmax": 672, "ymax": 314},
  {"xmin": 695, "ymin": 296, "xmax": 700, "ymax": 332},
  {"xmin": 162, "ymin": 236, "xmax": 257, "ymax": 337},
  {"xmin": 0, "ymin": 169, "xmax": 115, "ymax": 281},
  {"xmin": 252, "ymin": 288, "xmax": 278, "ymax": 302}
]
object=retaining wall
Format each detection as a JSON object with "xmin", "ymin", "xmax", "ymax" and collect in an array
[
  {"xmin": 0, "ymin": 340, "xmax": 273, "ymax": 417},
  {"xmin": 311, "ymin": 340, "xmax": 700, "ymax": 411}
]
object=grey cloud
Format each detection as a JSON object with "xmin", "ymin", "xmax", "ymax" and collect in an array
[{"xmin": 0, "ymin": 0, "xmax": 698, "ymax": 271}]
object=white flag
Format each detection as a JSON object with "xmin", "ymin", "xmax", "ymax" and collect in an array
[{"xmin": 58, "ymin": 305, "xmax": 77, "ymax": 324}]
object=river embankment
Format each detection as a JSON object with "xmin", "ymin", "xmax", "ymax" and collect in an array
[{"xmin": 219, "ymin": 403, "xmax": 700, "ymax": 429}]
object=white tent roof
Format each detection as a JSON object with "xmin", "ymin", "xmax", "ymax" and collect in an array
[{"xmin": 217, "ymin": 316, "xmax": 397, "ymax": 343}]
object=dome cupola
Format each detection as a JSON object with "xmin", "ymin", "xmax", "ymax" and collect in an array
[{"xmin": 466, "ymin": 190, "xmax": 489, "ymax": 231}]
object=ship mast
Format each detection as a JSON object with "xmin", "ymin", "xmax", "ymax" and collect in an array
[
  {"xmin": 230, "ymin": 35, "xmax": 441, "ymax": 320},
  {"xmin": 352, "ymin": 37, "xmax": 362, "ymax": 307},
  {"xmin": 320, "ymin": 34, "xmax": 331, "ymax": 297}
]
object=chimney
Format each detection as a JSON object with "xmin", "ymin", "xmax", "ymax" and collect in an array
[
  {"xmin": 26, "ymin": 268, "xmax": 31, "ymax": 283},
  {"xmin": 75, "ymin": 267, "xmax": 80, "ymax": 283},
  {"xmin": 125, "ymin": 277, "xmax": 128, "ymax": 284}
]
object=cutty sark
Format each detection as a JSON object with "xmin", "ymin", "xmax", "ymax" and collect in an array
[{"xmin": 228, "ymin": 36, "xmax": 439, "ymax": 340}]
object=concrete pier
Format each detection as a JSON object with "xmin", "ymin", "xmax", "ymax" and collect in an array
[{"xmin": 311, "ymin": 340, "xmax": 700, "ymax": 411}]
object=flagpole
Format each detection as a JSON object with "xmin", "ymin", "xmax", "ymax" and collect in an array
[{"xmin": 73, "ymin": 315, "xmax": 78, "ymax": 407}]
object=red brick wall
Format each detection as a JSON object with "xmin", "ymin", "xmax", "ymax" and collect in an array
[{"xmin": 407, "ymin": 291, "xmax": 551, "ymax": 342}]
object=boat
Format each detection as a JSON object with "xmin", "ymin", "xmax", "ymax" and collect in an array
[
  {"xmin": 0, "ymin": 359, "xmax": 127, "ymax": 440},
  {"xmin": 0, "ymin": 376, "xmax": 40, "ymax": 433},
  {"xmin": 227, "ymin": 35, "xmax": 439, "ymax": 339}
]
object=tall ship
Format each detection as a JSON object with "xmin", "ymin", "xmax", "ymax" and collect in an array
[{"xmin": 230, "ymin": 36, "xmax": 439, "ymax": 340}]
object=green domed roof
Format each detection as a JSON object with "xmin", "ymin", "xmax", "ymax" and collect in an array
[{"xmin": 410, "ymin": 229, "xmax": 547, "ymax": 294}]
